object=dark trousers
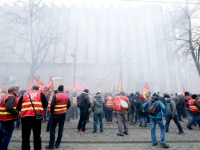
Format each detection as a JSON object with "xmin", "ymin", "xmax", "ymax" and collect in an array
[
  {"xmin": 66, "ymin": 107, "xmax": 71, "ymax": 121},
  {"xmin": 106, "ymin": 110, "xmax": 113, "ymax": 122},
  {"xmin": 77, "ymin": 110, "xmax": 88, "ymax": 132},
  {"xmin": 177, "ymin": 108, "xmax": 185, "ymax": 121},
  {"xmin": 49, "ymin": 112, "xmax": 66, "ymax": 147},
  {"xmin": 165, "ymin": 115, "xmax": 183, "ymax": 132},
  {"xmin": 16, "ymin": 116, "xmax": 20, "ymax": 128},
  {"xmin": 21, "ymin": 117, "xmax": 42, "ymax": 150},
  {"xmin": 46, "ymin": 114, "xmax": 52, "ymax": 131},
  {"xmin": 86, "ymin": 111, "xmax": 91, "ymax": 121},
  {"xmin": 43, "ymin": 108, "xmax": 47, "ymax": 121},
  {"xmin": 0, "ymin": 121, "xmax": 15, "ymax": 150},
  {"xmin": 93, "ymin": 114, "xmax": 103, "ymax": 132}
]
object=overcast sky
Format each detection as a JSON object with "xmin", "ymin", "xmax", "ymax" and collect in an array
[{"xmin": 0, "ymin": 0, "xmax": 172, "ymax": 9}]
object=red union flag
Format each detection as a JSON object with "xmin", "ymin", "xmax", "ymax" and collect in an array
[
  {"xmin": 48, "ymin": 76, "xmax": 54, "ymax": 91},
  {"xmin": 34, "ymin": 76, "xmax": 47, "ymax": 93},
  {"xmin": 0, "ymin": 84, "xmax": 6, "ymax": 92},
  {"xmin": 27, "ymin": 81, "xmax": 33, "ymax": 92}
]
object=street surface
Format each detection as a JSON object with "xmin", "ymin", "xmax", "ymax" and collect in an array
[{"xmin": 9, "ymin": 117, "xmax": 200, "ymax": 150}]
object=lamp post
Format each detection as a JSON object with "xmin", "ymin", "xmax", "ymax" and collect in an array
[{"xmin": 71, "ymin": 54, "xmax": 76, "ymax": 91}]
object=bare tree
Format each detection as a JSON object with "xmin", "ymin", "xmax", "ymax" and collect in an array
[
  {"xmin": 173, "ymin": 0, "xmax": 200, "ymax": 77},
  {"xmin": 0, "ymin": 0, "xmax": 63, "ymax": 81}
]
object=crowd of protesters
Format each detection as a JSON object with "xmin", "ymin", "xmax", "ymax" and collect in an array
[{"xmin": 0, "ymin": 85, "xmax": 199, "ymax": 149}]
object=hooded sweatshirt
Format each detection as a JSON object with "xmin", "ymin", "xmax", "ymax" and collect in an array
[{"xmin": 92, "ymin": 94, "xmax": 104, "ymax": 114}]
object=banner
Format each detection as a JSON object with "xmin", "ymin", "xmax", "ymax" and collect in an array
[
  {"xmin": 143, "ymin": 82, "xmax": 150, "ymax": 99},
  {"xmin": 34, "ymin": 76, "xmax": 47, "ymax": 93},
  {"xmin": 48, "ymin": 76, "xmax": 54, "ymax": 91}
]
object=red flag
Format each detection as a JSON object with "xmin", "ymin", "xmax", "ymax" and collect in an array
[
  {"xmin": 27, "ymin": 81, "xmax": 33, "ymax": 92},
  {"xmin": 48, "ymin": 76, "xmax": 54, "ymax": 91},
  {"xmin": 0, "ymin": 84, "xmax": 6, "ymax": 92},
  {"xmin": 182, "ymin": 86, "xmax": 186, "ymax": 94},
  {"xmin": 143, "ymin": 82, "xmax": 150, "ymax": 99},
  {"xmin": 34, "ymin": 76, "xmax": 47, "ymax": 93},
  {"xmin": 138, "ymin": 86, "xmax": 140, "ymax": 92}
]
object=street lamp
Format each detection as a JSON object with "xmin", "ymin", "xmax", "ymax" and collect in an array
[{"xmin": 71, "ymin": 54, "xmax": 76, "ymax": 92}]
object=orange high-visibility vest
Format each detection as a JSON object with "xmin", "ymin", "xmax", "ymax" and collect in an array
[
  {"xmin": 106, "ymin": 96, "xmax": 113, "ymax": 108},
  {"xmin": 47, "ymin": 96, "xmax": 53, "ymax": 111},
  {"xmin": 21, "ymin": 90, "xmax": 44, "ymax": 118},
  {"xmin": 73, "ymin": 97, "xmax": 77, "ymax": 106},
  {"xmin": 0, "ymin": 94, "xmax": 18, "ymax": 121},
  {"xmin": 54, "ymin": 93, "xmax": 69, "ymax": 114},
  {"xmin": 188, "ymin": 99, "xmax": 200, "ymax": 112}
]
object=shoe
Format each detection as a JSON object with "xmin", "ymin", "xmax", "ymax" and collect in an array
[
  {"xmin": 177, "ymin": 131, "xmax": 184, "ymax": 134},
  {"xmin": 160, "ymin": 143, "xmax": 169, "ymax": 148},
  {"xmin": 81, "ymin": 130, "xmax": 88, "ymax": 135},
  {"xmin": 152, "ymin": 143, "xmax": 158, "ymax": 146},
  {"xmin": 45, "ymin": 145, "xmax": 54, "ymax": 149},
  {"xmin": 117, "ymin": 133, "xmax": 124, "ymax": 136},
  {"xmin": 55, "ymin": 145, "xmax": 59, "ymax": 148},
  {"xmin": 123, "ymin": 132, "xmax": 128, "ymax": 135},
  {"xmin": 187, "ymin": 125, "xmax": 193, "ymax": 130}
]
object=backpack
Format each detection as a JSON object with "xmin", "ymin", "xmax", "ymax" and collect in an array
[
  {"xmin": 148, "ymin": 101, "xmax": 158, "ymax": 116},
  {"xmin": 139, "ymin": 101, "xmax": 146, "ymax": 114},
  {"xmin": 77, "ymin": 96, "xmax": 85, "ymax": 109}
]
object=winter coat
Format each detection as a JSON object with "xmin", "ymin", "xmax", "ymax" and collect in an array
[
  {"xmin": 166, "ymin": 100, "xmax": 177, "ymax": 115},
  {"xmin": 128, "ymin": 96, "xmax": 134, "ymax": 114},
  {"xmin": 173, "ymin": 96, "xmax": 184, "ymax": 109},
  {"xmin": 78, "ymin": 92, "xmax": 91, "ymax": 111},
  {"xmin": 92, "ymin": 94, "xmax": 104, "ymax": 114}
]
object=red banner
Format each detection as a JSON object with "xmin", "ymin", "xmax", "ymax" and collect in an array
[
  {"xmin": 34, "ymin": 76, "xmax": 47, "ymax": 93},
  {"xmin": 48, "ymin": 76, "xmax": 54, "ymax": 91}
]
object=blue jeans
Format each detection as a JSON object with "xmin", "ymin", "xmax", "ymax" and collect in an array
[
  {"xmin": 185, "ymin": 108, "xmax": 192, "ymax": 122},
  {"xmin": 49, "ymin": 112, "xmax": 66, "ymax": 147},
  {"xmin": 135, "ymin": 108, "xmax": 139, "ymax": 122},
  {"xmin": 93, "ymin": 113, "xmax": 103, "ymax": 132},
  {"xmin": 0, "ymin": 121, "xmax": 15, "ymax": 150},
  {"xmin": 16, "ymin": 116, "xmax": 20, "ymax": 128},
  {"xmin": 139, "ymin": 115, "xmax": 147, "ymax": 126},
  {"xmin": 77, "ymin": 110, "xmax": 88, "ymax": 132},
  {"xmin": 150, "ymin": 118, "xmax": 166, "ymax": 144},
  {"xmin": 187, "ymin": 112, "xmax": 200, "ymax": 127}
]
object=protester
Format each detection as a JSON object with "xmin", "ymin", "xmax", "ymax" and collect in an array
[
  {"xmin": 71, "ymin": 92, "xmax": 78, "ymax": 119},
  {"xmin": 128, "ymin": 93, "xmax": 135, "ymax": 125},
  {"xmin": 77, "ymin": 89, "xmax": 91, "ymax": 134},
  {"xmin": 133, "ymin": 92, "xmax": 140, "ymax": 124},
  {"xmin": 46, "ymin": 90, "xmax": 58, "ymax": 132},
  {"xmin": 187, "ymin": 94, "xmax": 200, "ymax": 130},
  {"xmin": 86, "ymin": 94, "xmax": 92, "ymax": 123},
  {"xmin": 17, "ymin": 85, "xmax": 48, "ymax": 150},
  {"xmin": 46, "ymin": 85, "xmax": 71, "ymax": 149},
  {"xmin": 137, "ymin": 94, "xmax": 147, "ymax": 127},
  {"xmin": 173, "ymin": 93, "xmax": 185, "ymax": 122},
  {"xmin": 164, "ymin": 94, "xmax": 184, "ymax": 134},
  {"xmin": 113, "ymin": 91, "xmax": 130, "ymax": 136},
  {"xmin": 105, "ymin": 93, "xmax": 114, "ymax": 123},
  {"xmin": 184, "ymin": 92, "xmax": 192, "ymax": 123},
  {"xmin": 0, "ymin": 86, "xmax": 19, "ymax": 150},
  {"xmin": 142, "ymin": 93, "xmax": 169, "ymax": 148},
  {"xmin": 92, "ymin": 92, "xmax": 104, "ymax": 133}
]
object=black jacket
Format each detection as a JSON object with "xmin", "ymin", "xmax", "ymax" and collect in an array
[{"xmin": 78, "ymin": 92, "xmax": 91, "ymax": 110}]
